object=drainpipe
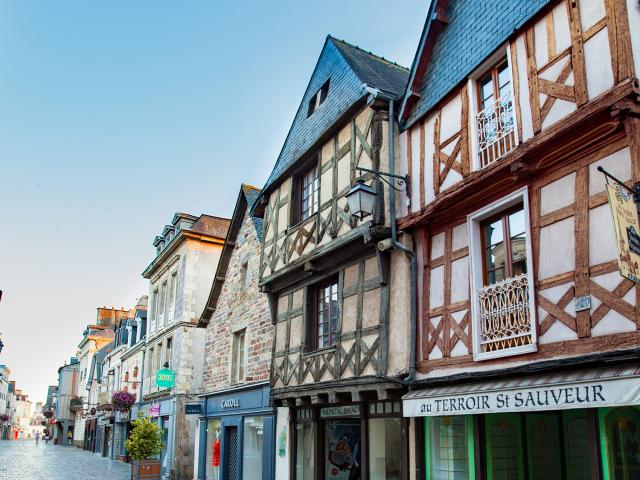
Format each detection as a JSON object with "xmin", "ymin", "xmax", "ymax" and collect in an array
[{"xmin": 373, "ymin": 92, "xmax": 418, "ymax": 384}]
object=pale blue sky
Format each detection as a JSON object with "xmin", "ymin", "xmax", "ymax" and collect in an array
[{"xmin": 0, "ymin": 1, "xmax": 426, "ymax": 402}]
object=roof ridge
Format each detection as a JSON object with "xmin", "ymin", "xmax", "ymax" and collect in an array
[
  {"xmin": 328, "ymin": 35, "xmax": 409, "ymax": 72},
  {"xmin": 241, "ymin": 183, "xmax": 261, "ymax": 192}
]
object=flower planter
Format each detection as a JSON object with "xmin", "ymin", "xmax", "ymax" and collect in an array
[{"xmin": 131, "ymin": 460, "xmax": 161, "ymax": 480}]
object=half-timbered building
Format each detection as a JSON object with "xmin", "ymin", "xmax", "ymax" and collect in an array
[
  {"xmin": 397, "ymin": 0, "xmax": 640, "ymax": 478},
  {"xmin": 253, "ymin": 36, "xmax": 412, "ymax": 480}
]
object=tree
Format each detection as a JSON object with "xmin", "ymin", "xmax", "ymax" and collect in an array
[{"xmin": 125, "ymin": 417, "xmax": 162, "ymax": 461}]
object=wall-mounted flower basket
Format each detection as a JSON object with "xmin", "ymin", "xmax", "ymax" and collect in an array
[
  {"xmin": 43, "ymin": 410, "xmax": 54, "ymax": 419},
  {"xmin": 111, "ymin": 390, "xmax": 136, "ymax": 412},
  {"xmin": 70, "ymin": 397, "xmax": 84, "ymax": 412}
]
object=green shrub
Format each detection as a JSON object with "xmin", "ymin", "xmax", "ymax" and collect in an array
[{"xmin": 125, "ymin": 417, "xmax": 162, "ymax": 461}]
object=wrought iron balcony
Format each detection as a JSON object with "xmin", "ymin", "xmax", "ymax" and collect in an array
[
  {"xmin": 476, "ymin": 93, "xmax": 516, "ymax": 168},
  {"xmin": 477, "ymin": 273, "xmax": 532, "ymax": 353}
]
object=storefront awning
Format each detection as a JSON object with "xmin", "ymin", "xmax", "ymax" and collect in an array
[{"xmin": 403, "ymin": 365, "xmax": 640, "ymax": 417}]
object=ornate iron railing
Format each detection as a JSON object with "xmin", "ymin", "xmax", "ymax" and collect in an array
[
  {"xmin": 477, "ymin": 273, "xmax": 532, "ymax": 353},
  {"xmin": 476, "ymin": 93, "xmax": 516, "ymax": 168}
]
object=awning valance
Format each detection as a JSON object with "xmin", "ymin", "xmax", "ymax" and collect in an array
[{"xmin": 403, "ymin": 365, "xmax": 640, "ymax": 417}]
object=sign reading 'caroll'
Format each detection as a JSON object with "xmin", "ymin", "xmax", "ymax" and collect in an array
[{"xmin": 403, "ymin": 376, "xmax": 640, "ymax": 417}]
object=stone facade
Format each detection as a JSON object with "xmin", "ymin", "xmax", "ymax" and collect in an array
[{"xmin": 203, "ymin": 208, "xmax": 272, "ymax": 392}]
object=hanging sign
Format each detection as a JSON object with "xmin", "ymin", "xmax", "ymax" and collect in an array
[
  {"xmin": 149, "ymin": 404, "xmax": 160, "ymax": 418},
  {"xmin": 185, "ymin": 403, "xmax": 202, "ymax": 415},
  {"xmin": 155, "ymin": 369, "xmax": 175, "ymax": 389},
  {"xmin": 605, "ymin": 180, "xmax": 640, "ymax": 284}
]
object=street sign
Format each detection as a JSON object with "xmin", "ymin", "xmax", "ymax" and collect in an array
[
  {"xmin": 185, "ymin": 403, "xmax": 202, "ymax": 415},
  {"xmin": 155, "ymin": 369, "xmax": 175, "ymax": 389}
]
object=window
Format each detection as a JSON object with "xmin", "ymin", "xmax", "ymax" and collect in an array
[
  {"xmin": 307, "ymin": 79, "xmax": 330, "ymax": 117},
  {"xmin": 481, "ymin": 206, "xmax": 526, "ymax": 285},
  {"xmin": 427, "ymin": 416, "xmax": 474, "ymax": 480},
  {"xmin": 243, "ymin": 416, "xmax": 264, "ymax": 480},
  {"xmin": 476, "ymin": 59, "xmax": 515, "ymax": 167},
  {"xmin": 240, "ymin": 257, "xmax": 251, "ymax": 292},
  {"xmin": 156, "ymin": 343, "xmax": 162, "ymax": 370},
  {"xmin": 292, "ymin": 163, "xmax": 319, "ymax": 225},
  {"xmin": 158, "ymin": 281, "xmax": 167, "ymax": 326},
  {"xmin": 232, "ymin": 330, "xmax": 246, "ymax": 383},
  {"xmin": 165, "ymin": 338, "xmax": 172, "ymax": 367},
  {"xmin": 468, "ymin": 188, "xmax": 536, "ymax": 360},
  {"xmin": 313, "ymin": 279, "xmax": 339, "ymax": 350},
  {"xmin": 133, "ymin": 366, "xmax": 138, "ymax": 378},
  {"xmin": 148, "ymin": 347, "xmax": 154, "ymax": 374},
  {"xmin": 604, "ymin": 407, "xmax": 640, "ymax": 479},
  {"xmin": 151, "ymin": 289, "xmax": 159, "ymax": 329},
  {"xmin": 295, "ymin": 413, "xmax": 315, "ymax": 480},
  {"xmin": 168, "ymin": 271, "xmax": 177, "ymax": 322}
]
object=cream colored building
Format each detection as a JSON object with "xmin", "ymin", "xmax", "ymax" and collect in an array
[{"xmin": 140, "ymin": 212, "xmax": 228, "ymax": 479}]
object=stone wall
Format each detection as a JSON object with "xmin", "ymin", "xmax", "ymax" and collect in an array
[{"xmin": 203, "ymin": 211, "xmax": 272, "ymax": 391}]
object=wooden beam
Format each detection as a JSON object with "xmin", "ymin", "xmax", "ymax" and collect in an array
[
  {"xmin": 546, "ymin": 11, "xmax": 556, "ymax": 60},
  {"xmin": 460, "ymin": 85, "xmax": 470, "ymax": 176},
  {"xmin": 420, "ymin": 119, "xmax": 426, "ymax": 209},
  {"xmin": 575, "ymin": 166, "xmax": 591, "ymax": 337},
  {"xmin": 567, "ymin": 0, "xmax": 588, "ymax": 106},
  {"xmin": 433, "ymin": 113, "xmax": 441, "ymax": 195},
  {"xmin": 525, "ymin": 28, "xmax": 542, "ymax": 133},
  {"xmin": 510, "ymin": 41, "xmax": 523, "ymax": 143}
]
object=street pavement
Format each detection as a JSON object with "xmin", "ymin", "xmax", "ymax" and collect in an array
[{"xmin": 0, "ymin": 439, "xmax": 130, "ymax": 479}]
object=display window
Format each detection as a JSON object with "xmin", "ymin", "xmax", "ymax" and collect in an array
[
  {"xmin": 205, "ymin": 418, "xmax": 222, "ymax": 480},
  {"xmin": 243, "ymin": 416, "xmax": 264, "ymax": 480},
  {"xmin": 425, "ymin": 416, "xmax": 474, "ymax": 480},
  {"xmin": 601, "ymin": 406, "xmax": 640, "ymax": 480}
]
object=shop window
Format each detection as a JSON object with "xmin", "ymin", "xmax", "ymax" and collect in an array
[
  {"xmin": 369, "ymin": 418, "xmax": 402, "ymax": 480},
  {"xmin": 295, "ymin": 421, "xmax": 315, "ymax": 480},
  {"xmin": 427, "ymin": 416, "xmax": 474, "ymax": 480},
  {"xmin": 205, "ymin": 418, "xmax": 222, "ymax": 480},
  {"xmin": 562, "ymin": 410, "xmax": 593, "ymax": 479},
  {"xmin": 603, "ymin": 407, "xmax": 640, "ymax": 479},
  {"xmin": 232, "ymin": 330, "xmax": 246, "ymax": 383},
  {"xmin": 525, "ymin": 414, "xmax": 562, "ymax": 479},
  {"xmin": 243, "ymin": 416, "xmax": 264, "ymax": 480},
  {"xmin": 309, "ymin": 277, "xmax": 339, "ymax": 351},
  {"xmin": 468, "ymin": 188, "xmax": 536, "ymax": 361},
  {"xmin": 325, "ymin": 419, "xmax": 361, "ymax": 479},
  {"xmin": 485, "ymin": 414, "xmax": 524, "ymax": 479},
  {"xmin": 475, "ymin": 58, "xmax": 516, "ymax": 168}
]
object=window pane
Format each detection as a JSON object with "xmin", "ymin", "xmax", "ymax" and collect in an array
[
  {"xmin": 205, "ymin": 418, "xmax": 222, "ymax": 480},
  {"xmin": 486, "ymin": 414, "xmax": 523, "ymax": 480},
  {"xmin": 429, "ymin": 416, "xmax": 470, "ymax": 480},
  {"xmin": 296, "ymin": 422, "xmax": 315, "ymax": 480},
  {"xmin": 508, "ymin": 210, "xmax": 525, "ymax": 237},
  {"xmin": 484, "ymin": 219, "xmax": 504, "ymax": 246},
  {"xmin": 480, "ymin": 76, "xmax": 494, "ymax": 109},
  {"xmin": 511, "ymin": 232, "xmax": 527, "ymax": 276},
  {"xmin": 563, "ymin": 411, "xmax": 593, "ymax": 480},
  {"xmin": 369, "ymin": 418, "xmax": 402, "ymax": 480},
  {"xmin": 243, "ymin": 416, "xmax": 264, "ymax": 480},
  {"xmin": 526, "ymin": 414, "xmax": 562, "ymax": 480},
  {"xmin": 325, "ymin": 420, "xmax": 361, "ymax": 480}
]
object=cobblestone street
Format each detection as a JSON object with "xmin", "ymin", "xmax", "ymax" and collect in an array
[{"xmin": 0, "ymin": 440, "xmax": 130, "ymax": 480}]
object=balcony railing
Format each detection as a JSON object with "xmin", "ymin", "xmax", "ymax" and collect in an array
[
  {"xmin": 476, "ymin": 93, "xmax": 516, "ymax": 168},
  {"xmin": 477, "ymin": 273, "xmax": 532, "ymax": 353}
]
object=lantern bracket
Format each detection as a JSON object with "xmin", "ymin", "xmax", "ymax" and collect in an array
[{"xmin": 356, "ymin": 167, "xmax": 410, "ymax": 194}]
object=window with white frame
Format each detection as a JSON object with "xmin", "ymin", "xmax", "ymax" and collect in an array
[
  {"xmin": 168, "ymin": 271, "xmax": 177, "ymax": 322},
  {"xmin": 151, "ymin": 289, "xmax": 159, "ymax": 331},
  {"xmin": 158, "ymin": 281, "xmax": 167, "ymax": 327},
  {"xmin": 232, "ymin": 329, "xmax": 246, "ymax": 383},
  {"xmin": 468, "ymin": 188, "xmax": 537, "ymax": 361},
  {"xmin": 475, "ymin": 57, "xmax": 516, "ymax": 168}
]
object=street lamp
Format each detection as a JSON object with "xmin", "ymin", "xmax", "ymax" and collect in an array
[{"xmin": 345, "ymin": 167, "xmax": 410, "ymax": 219}]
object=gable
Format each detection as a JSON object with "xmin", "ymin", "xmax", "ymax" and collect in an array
[
  {"xmin": 401, "ymin": 0, "xmax": 552, "ymax": 128},
  {"xmin": 262, "ymin": 38, "xmax": 365, "ymax": 193}
]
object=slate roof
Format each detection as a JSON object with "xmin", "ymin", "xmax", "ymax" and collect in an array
[
  {"xmin": 242, "ymin": 184, "xmax": 264, "ymax": 241},
  {"xmin": 190, "ymin": 215, "xmax": 231, "ymax": 239},
  {"xmin": 261, "ymin": 36, "xmax": 409, "ymax": 194},
  {"xmin": 401, "ymin": 0, "xmax": 552, "ymax": 128}
]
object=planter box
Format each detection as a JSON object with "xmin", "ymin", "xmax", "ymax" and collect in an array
[{"xmin": 131, "ymin": 460, "xmax": 161, "ymax": 480}]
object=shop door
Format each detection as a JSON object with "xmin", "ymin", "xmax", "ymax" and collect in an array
[
  {"xmin": 525, "ymin": 414, "xmax": 562, "ymax": 480},
  {"xmin": 224, "ymin": 425, "xmax": 240, "ymax": 480}
]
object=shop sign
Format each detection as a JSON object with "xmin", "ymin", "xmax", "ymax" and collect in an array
[
  {"xmin": 149, "ymin": 404, "xmax": 160, "ymax": 418},
  {"xmin": 221, "ymin": 398, "xmax": 240, "ymax": 409},
  {"xmin": 185, "ymin": 403, "xmax": 202, "ymax": 415},
  {"xmin": 605, "ymin": 180, "xmax": 640, "ymax": 284},
  {"xmin": 155, "ymin": 369, "xmax": 175, "ymax": 389},
  {"xmin": 403, "ymin": 376, "xmax": 640, "ymax": 417},
  {"xmin": 320, "ymin": 405, "xmax": 360, "ymax": 418}
]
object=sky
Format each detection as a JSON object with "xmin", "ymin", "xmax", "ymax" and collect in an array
[{"xmin": 0, "ymin": 1, "xmax": 426, "ymax": 403}]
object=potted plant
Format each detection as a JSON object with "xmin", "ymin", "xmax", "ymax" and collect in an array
[
  {"xmin": 69, "ymin": 397, "xmax": 83, "ymax": 412},
  {"xmin": 112, "ymin": 390, "xmax": 136, "ymax": 412},
  {"xmin": 0, "ymin": 414, "xmax": 8, "ymax": 423},
  {"xmin": 125, "ymin": 417, "xmax": 162, "ymax": 480},
  {"xmin": 43, "ymin": 410, "xmax": 54, "ymax": 419}
]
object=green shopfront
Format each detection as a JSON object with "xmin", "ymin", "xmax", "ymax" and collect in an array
[{"xmin": 403, "ymin": 366, "xmax": 640, "ymax": 479}]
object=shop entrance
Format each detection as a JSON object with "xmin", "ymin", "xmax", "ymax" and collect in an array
[{"xmin": 324, "ymin": 419, "xmax": 361, "ymax": 480}]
